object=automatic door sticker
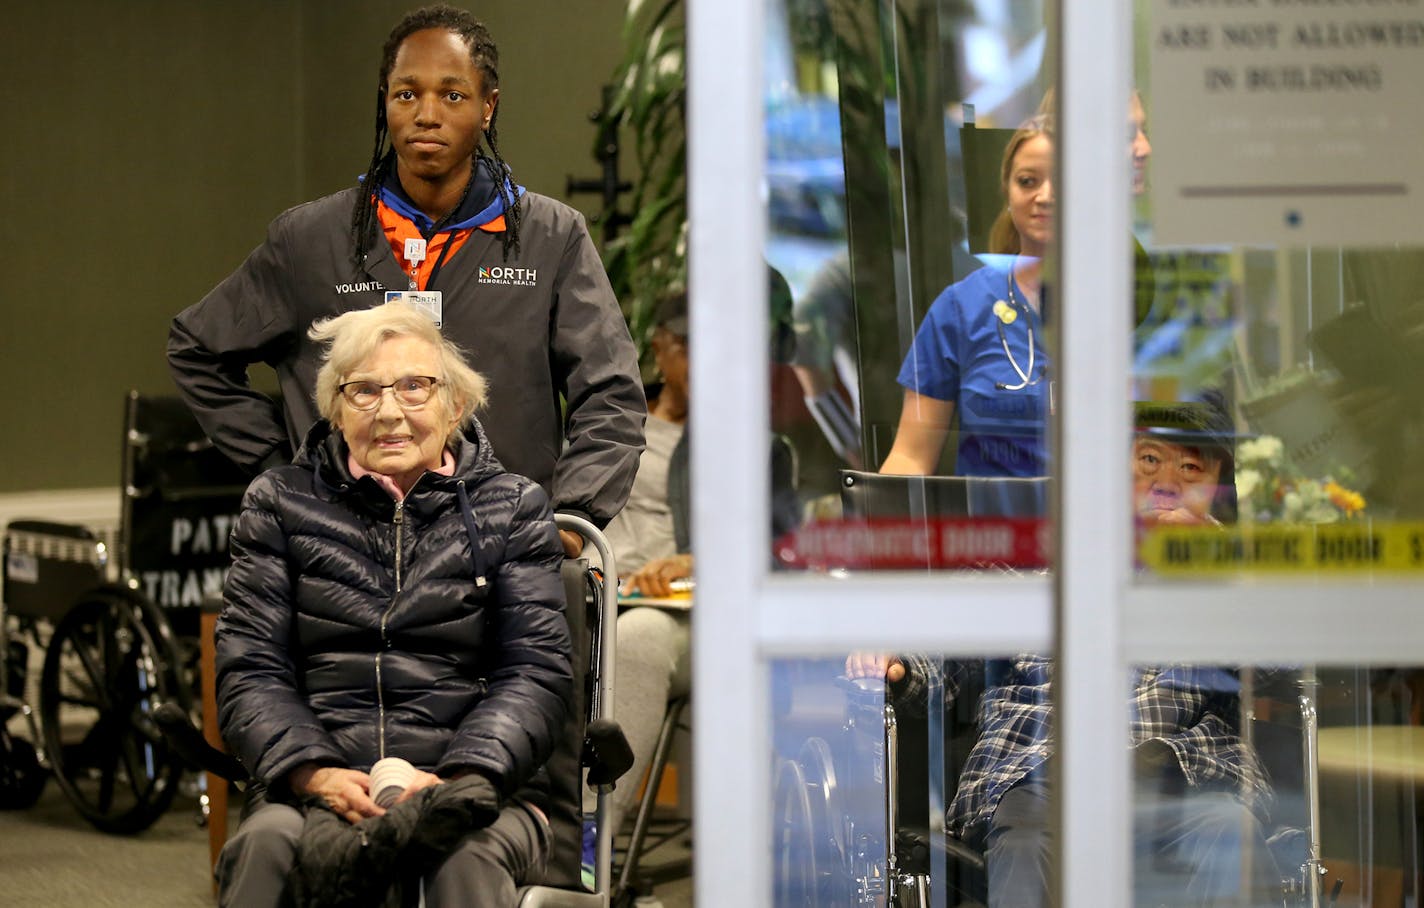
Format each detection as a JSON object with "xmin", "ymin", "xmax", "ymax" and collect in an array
[{"xmin": 1140, "ymin": 522, "xmax": 1424, "ymax": 574}]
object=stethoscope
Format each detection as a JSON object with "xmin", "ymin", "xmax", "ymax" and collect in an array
[{"xmin": 992, "ymin": 263, "xmax": 1045, "ymax": 391}]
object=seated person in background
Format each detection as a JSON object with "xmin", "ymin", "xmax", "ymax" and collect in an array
[
  {"xmin": 617, "ymin": 274, "xmax": 801, "ymax": 598},
  {"xmin": 599, "ymin": 283, "xmax": 801, "ymax": 862},
  {"xmin": 1133, "ymin": 398, "xmax": 1238, "ymax": 528},
  {"xmin": 846, "ymin": 654, "xmax": 1278, "ymax": 907},
  {"xmin": 216, "ymin": 302, "xmax": 572, "ymax": 907},
  {"xmin": 595, "ymin": 295, "xmax": 693, "ymax": 843},
  {"xmin": 849, "ymin": 400, "xmax": 1281, "ymax": 907}
]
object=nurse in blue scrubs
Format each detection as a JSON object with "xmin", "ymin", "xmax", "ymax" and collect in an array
[{"xmin": 880, "ymin": 115, "xmax": 1054, "ymax": 478}]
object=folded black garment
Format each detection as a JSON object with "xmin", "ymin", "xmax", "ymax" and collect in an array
[{"xmin": 290, "ymin": 775, "xmax": 502, "ymax": 908}]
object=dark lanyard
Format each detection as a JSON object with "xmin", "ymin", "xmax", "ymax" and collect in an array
[
  {"xmin": 419, "ymin": 160, "xmax": 477, "ymax": 290},
  {"xmin": 423, "ymin": 231, "xmax": 458, "ymax": 290}
]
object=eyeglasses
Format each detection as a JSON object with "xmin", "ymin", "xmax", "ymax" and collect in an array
[{"xmin": 338, "ymin": 375, "xmax": 439, "ymax": 411}]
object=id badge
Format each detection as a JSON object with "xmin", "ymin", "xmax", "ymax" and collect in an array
[{"xmin": 385, "ymin": 290, "xmax": 443, "ymax": 327}]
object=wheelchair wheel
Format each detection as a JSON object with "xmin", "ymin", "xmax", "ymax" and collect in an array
[
  {"xmin": 799, "ymin": 737, "xmax": 848, "ymax": 872},
  {"xmin": 39, "ymin": 585, "xmax": 191, "ymax": 834},
  {"xmin": 774, "ymin": 757, "xmax": 821, "ymax": 907},
  {"xmin": 774, "ymin": 745, "xmax": 860, "ymax": 908},
  {"xmin": 0, "ymin": 729, "xmax": 46, "ymax": 809}
]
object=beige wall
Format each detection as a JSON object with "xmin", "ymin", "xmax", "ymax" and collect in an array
[{"xmin": 0, "ymin": 0, "xmax": 628, "ymax": 494}]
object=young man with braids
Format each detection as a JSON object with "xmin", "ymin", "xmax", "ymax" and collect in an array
[{"xmin": 168, "ymin": 5, "xmax": 645, "ymax": 559}]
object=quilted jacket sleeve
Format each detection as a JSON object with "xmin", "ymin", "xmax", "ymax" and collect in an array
[
  {"xmin": 167, "ymin": 213, "xmax": 301, "ymax": 475},
  {"xmin": 216, "ymin": 471, "xmax": 345, "ymax": 790},
  {"xmin": 437, "ymin": 482, "xmax": 573, "ymax": 792}
]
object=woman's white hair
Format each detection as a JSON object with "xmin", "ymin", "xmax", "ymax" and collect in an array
[{"xmin": 309, "ymin": 301, "xmax": 488, "ymax": 428}]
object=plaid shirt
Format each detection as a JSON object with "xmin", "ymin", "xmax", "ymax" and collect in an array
[{"xmin": 895, "ymin": 654, "xmax": 1273, "ymax": 838}]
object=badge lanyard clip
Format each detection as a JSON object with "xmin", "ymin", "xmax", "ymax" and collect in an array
[
  {"xmin": 403, "ymin": 238, "xmax": 427, "ymax": 290},
  {"xmin": 389, "ymin": 237, "xmax": 443, "ymax": 327}
]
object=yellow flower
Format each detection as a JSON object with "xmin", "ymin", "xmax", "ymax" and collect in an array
[{"xmin": 1324, "ymin": 481, "xmax": 1366, "ymax": 516}]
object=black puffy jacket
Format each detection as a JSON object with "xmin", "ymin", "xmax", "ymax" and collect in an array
[{"xmin": 216, "ymin": 419, "xmax": 572, "ymax": 800}]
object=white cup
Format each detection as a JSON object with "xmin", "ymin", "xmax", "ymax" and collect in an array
[{"xmin": 370, "ymin": 757, "xmax": 418, "ymax": 808}]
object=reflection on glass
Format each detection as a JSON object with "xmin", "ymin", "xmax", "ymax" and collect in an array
[
  {"xmin": 779, "ymin": 654, "xmax": 1424, "ymax": 907},
  {"xmin": 1131, "ymin": 399, "xmax": 1243, "ymax": 574},
  {"xmin": 1134, "ymin": 664, "xmax": 1424, "ymax": 908},
  {"xmin": 766, "ymin": 0, "xmax": 1055, "ymax": 574},
  {"xmin": 1132, "ymin": 250, "xmax": 1424, "ymax": 576},
  {"xmin": 891, "ymin": 655, "xmax": 1279, "ymax": 906},
  {"xmin": 771, "ymin": 657, "xmax": 894, "ymax": 906},
  {"xmin": 1132, "ymin": 2, "xmax": 1424, "ymax": 579},
  {"xmin": 880, "ymin": 115, "xmax": 1054, "ymax": 480}
]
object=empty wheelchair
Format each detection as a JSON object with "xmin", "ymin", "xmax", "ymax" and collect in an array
[
  {"xmin": 773, "ymin": 671, "xmax": 947, "ymax": 908},
  {"xmin": 0, "ymin": 392, "xmax": 248, "ymax": 832}
]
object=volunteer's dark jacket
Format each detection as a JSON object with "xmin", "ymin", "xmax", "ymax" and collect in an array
[
  {"xmin": 167, "ymin": 173, "xmax": 645, "ymax": 529},
  {"xmin": 215, "ymin": 418, "xmax": 572, "ymax": 805}
]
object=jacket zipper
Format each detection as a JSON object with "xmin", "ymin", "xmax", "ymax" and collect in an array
[{"xmin": 376, "ymin": 499, "xmax": 405, "ymax": 760}]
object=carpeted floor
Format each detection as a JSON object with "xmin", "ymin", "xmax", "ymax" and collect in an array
[
  {"xmin": 0, "ymin": 776, "xmax": 217, "ymax": 907},
  {"xmin": 0, "ymin": 776, "xmax": 692, "ymax": 907}
]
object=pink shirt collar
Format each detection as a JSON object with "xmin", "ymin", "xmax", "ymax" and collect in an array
[{"xmin": 347, "ymin": 448, "xmax": 456, "ymax": 501}]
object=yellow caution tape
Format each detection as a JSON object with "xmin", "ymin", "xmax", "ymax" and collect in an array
[{"xmin": 1140, "ymin": 521, "xmax": 1424, "ymax": 574}]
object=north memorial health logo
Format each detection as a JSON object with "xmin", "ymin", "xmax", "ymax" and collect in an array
[{"xmin": 478, "ymin": 265, "xmax": 538, "ymax": 287}]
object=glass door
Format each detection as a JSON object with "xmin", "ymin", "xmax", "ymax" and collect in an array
[
  {"xmin": 689, "ymin": 0, "xmax": 1057, "ymax": 903},
  {"xmin": 686, "ymin": 0, "xmax": 1424, "ymax": 905}
]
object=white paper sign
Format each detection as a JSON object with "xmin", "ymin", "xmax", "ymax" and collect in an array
[
  {"xmin": 1149, "ymin": 0, "xmax": 1424, "ymax": 246},
  {"xmin": 6, "ymin": 551, "xmax": 38, "ymax": 584}
]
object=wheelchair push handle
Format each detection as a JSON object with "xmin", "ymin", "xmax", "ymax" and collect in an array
[
  {"xmin": 554, "ymin": 513, "xmax": 617, "ymax": 726},
  {"xmin": 552, "ymin": 512, "xmax": 626, "ymax": 899}
]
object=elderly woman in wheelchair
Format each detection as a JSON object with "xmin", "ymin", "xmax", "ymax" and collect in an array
[{"xmin": 214, "ymin": 301, "xmax": 572, "ymax": 907}]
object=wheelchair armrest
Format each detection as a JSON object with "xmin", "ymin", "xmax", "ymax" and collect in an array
[
  {"xmin": 153, "ymin": 702, "xmax": 249, "ymax": 786},
  {"xmin": 896, "ymin": 828, "xmax": 988, "ymax": 875},
  {"xmin": 941, "ymin": 833, "xmax": 988, "ymax": 873},
  {"xmin": 516, "ymin": 884, "xmax": 609, "ymax": 907},
  {"xmin": 583, "ymin": 718, "xmax": 634, "ymax": 787}
]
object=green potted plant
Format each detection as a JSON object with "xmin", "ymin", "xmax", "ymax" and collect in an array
[{"xmin": 599, "ymin": 0, "xmax": 687, "ymax": 368}]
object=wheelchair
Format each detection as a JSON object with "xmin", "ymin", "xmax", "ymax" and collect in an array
[
  {"xmin": 772, "ymin": 671, "xmax": 956, "ymax": 908},
  {"xmin": 772, "ymin": 662, "xmax": 1342, "ymax": 908},
  {"xmin": 765, "ymin": 472, "xmax": 1027, "ymax": 906},
  {"xmin": 154, "ymin": 512, "xmax": 635, "ymax": 906},
  {"xmin": 769, "ymin": 472, "xmax": 1328, "ymax": 907},
  {"xmin": 0, "ymin": 392, "xmax": 248, "ymax": 832}
]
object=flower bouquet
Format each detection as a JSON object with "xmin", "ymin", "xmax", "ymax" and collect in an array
[{"xmin": 1235, "ymin": 435, "xmax": 1366, "ymax": 524}]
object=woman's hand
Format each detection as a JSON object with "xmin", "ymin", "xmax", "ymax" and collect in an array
[
  {"xmin": 391, "ymin": 768, "xmax": 444, "ymax": 805},
  {"xmin": 623, "ymin": 553, "xmax": 694, "ymax": 598},
  {"xmin": 845, "ymin": 652, "xmax": 905, "ymax": 684},
  {"xmin": 288, "ymin": 764, "xmax": 384, "ymax": 823}
]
